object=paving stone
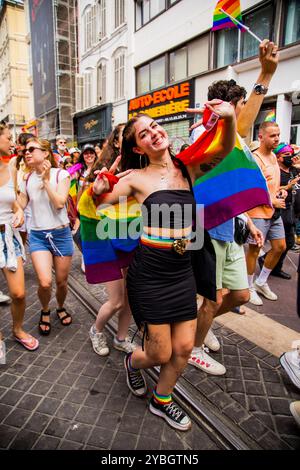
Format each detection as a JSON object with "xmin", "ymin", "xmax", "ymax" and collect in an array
[
  {"xmin": 0, "ymin": 424, "xmax": 19, "ymax": 448},
  {"xmin": 82, "ymin": 364, "xmax": 103, "ymax": 378},
  {"xmin": 33, "ymin": 435, "xmax": 60, "ymax": 450},
  {"xmin": 96, "ymin": 411, "xmax": 121, "ymax": 428},
  {"xmin": 263, "ymin": 355, "xmax": 281, "ymax": 368},
  {"xmin": 184, "ymin": 425, "xmax": 220, "ymax": 450},
  {"xmin": 224, "ymin": 366, "xmax": 243, "ymax": 380},
  {"xmin": 136, "ymin": 436, "xmax": 161, "ymax": 450},
  {"xmin": 244, "ymin": 381, "xmax": 265, "ymax": 396},
  {"xmin": 161, "ymin": 429, "xmax": 186, "ymax": 450},
  {"xmin": 74, "ymin": 406, "xmax": 99, "ymax": 425},
  {"xmin": 248, "ymin": 396, "xmax": 270, "ymax": 412},
  {"xmin": 262, "ymin": 369, "xmax": 281, "ymax": 383},
  {"xmin": 84, "ymin": 390, "xmax": 107, "ymax": 409},
  {"xmin": 3, "ymin": 408, "xmax": 31, "ymax": 428},
  {"xmin": 88, "ymin": 426, "xmax": 114, "ymax": 449},
  {"xmin": 118, "ymin": 414, "xmax": 143, "ymax": 435},
  {"xmin": 239, "ymin": 340, "xmax": 256, "ymax": 351},
  {"xmin": 240, "ymin": 416, "xmax": 269, "ymax": 439},
  {"xmin": 226, "ymin": 379, "xmax": 245, "ymax": 393},
  {"xmin": 9, "ymin": 430, "xmax": 39, "ymax": 450},
  {"xmin": 253, "ymin": 412, "xmax": 276, "ymax": 433},
  {"xmin": 274, "ymin": 415, "xmax": 300, "ymax": 435},
  {"xmin": 36, "ymin": 397, "xmax": 61, "ymax": 415},
  {"xmin": 29, "ymin": 380, "xmax": 51, "ymax": 395},
  {"xmin": 140, "ymin": 414, "xmax": 165, "ymax": 440},
  {"xmin": 47, "ymin": 383, "xmax": 70, "ymax": 400},
  {"xmin": 57, "ymin": 372, "xmax": 78, "ymax": 387},
  {"xmin": 269, "ymin": 398, "xmax": 292, "ymax": 415},
  {"xmin": 1, "ymin": 389, "xmax": 23, "ymax": 406},
  {"xmin": 32, "ymin": 355, "xmax": 54, "ymax": 368},
  {"xmin": 223, "ymin": 402, "xmax": 251, "ymax": 424},
  {"xmin": 266, "ymin": 382, "xmax": 289, "ymax": 398},
  {"xmin": 111, "ymin": 431, "xmax": 138, "ymax": 450},
  {"xmin": 17, "ymin": 394, "xmax": 42, "ymax": 411},
  {"xmin": 65, "ymin": 423, "xmax": 93, "ymax": 443},
  {"xmin": 250, "ymin": 347, "xmax": 270, "ymax": 359},
  {"xmin": 55, "ymin": 402, "xmax": 80, "ymax": 420},
  {"xmin": 0, "ymin": 373, "xmax": 17, "ymax": 387},
  {"xmin": 104, "ymin": 396, "xmax": 128, "ymax": 413},
  {"xmin": 258, "ymin": 431, "xmax": 292, "ymax": 450},
  {"xmin": 74, "ymin": 375, "xmax": 95, "ymax": 390},
  {"xmin": 208, "ymin": 390, "xmax": 235, "ymax": 409},
  {"xmin": 26, "ymin": 413, "xmax": 51, "ymax": 433},
  {"xmin": 59, "ymin": 440, "xmax": 84, "ymax": 450},
  {"xmin": 242, "ymin": 368, "xmax": 261, "ymax": 381},
  {"xmin": 12, "ymin": 376, "xmax": 35, "ymax": 392},
  {"xmin": 45, "ymin": 417, "xmax": 70, "ymax": 438},
  {"xmin": 195, "ymin": 379, "xmax": 216, "ymax": 396},
  {"xmin": 222, "ymin": 345, "xmax": 237, "ymax": 355},
  {"xmin": 39, "ymin": 367, "xmax": 62, "ymax": 382}
]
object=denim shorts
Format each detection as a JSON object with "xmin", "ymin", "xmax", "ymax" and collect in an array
[
  {"xmin": 29, "ymin": 226, "xmax": 74, "ymax": 257},
  {"xmin": 0, "ymin": 232, "xmax": 22, "ymax": 259},
  {"xmin": 248, "ymin": 217, "xmax": 285, "ymax": 244}
]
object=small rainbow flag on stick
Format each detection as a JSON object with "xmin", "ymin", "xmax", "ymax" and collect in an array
[
  {"xmin": 212, "ymin": 0, "xmax": 244, "ymax": 31},
  {"xmin": 264, "ymin": 110, "xmax": 276, "ymax": 122}
]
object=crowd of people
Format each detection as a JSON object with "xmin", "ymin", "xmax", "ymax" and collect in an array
[{"xmin": 0, "ymin": 39, "xmax": 300, "ymax": 432}]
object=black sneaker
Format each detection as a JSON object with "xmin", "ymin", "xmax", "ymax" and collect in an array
[
  {"xmin": 124, "ymin": 353, "xmax": 147, "ymax": 397},
  {"xmin": 149, "ymin": 396, "xmax": 191, "ymax": 431}
]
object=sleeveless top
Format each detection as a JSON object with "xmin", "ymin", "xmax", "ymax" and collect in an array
[{"xmin": 0, "ymin": 165, "xmax": 15, "ymax": 224}]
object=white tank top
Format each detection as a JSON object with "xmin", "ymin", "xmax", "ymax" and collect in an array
[
  {"xmin": 0, "ymin": 165, "xmax": 15, "ymax": 224},
  {"xmin": 20, "ymin": 168, "xmax": 70, "ymax": 230}
]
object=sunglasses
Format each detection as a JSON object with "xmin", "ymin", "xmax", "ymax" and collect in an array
[{"xmin": 26, "ymin": 147, "xmax": 43, "ymax": 153}]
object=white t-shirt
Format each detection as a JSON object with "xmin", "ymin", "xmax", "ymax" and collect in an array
[{"xmin": 20, "ymin": 168, "xmax": 70, "ymax": 230}]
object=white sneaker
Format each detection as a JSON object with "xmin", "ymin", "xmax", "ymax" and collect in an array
[
  {"xmin": 204, "ymin": 329, "xmax": 220, "ymax": 352},
  {"xmin": 254, "ymin": 281, "xmax": 277, "ymax": 301},
  {"xmin": 0, "ymin": 340, "xmax": 6, "ymax": 364},
  {"xmin": 113, "ymin": 337, "xmax": 136, "ymax": 353},
  {"xmin": 249, "ymin": 287, "xmax": 263, "ymax": 306},
  {"xmin": 89, "ymin": 325, "xmax": 109, "ymax": 356},
  {"xmin": 290, "ymin": 401, "xmax": 300, "ymax": 428},
  {"xmin": 0, "ymin": 291, "xmax": 10, "ymax": 303},
  {"xmin": 188, "ymin": 346, "xmax": 226, "ymax": 375},
  {"xmin": 280, "ymin": 348, "xmax": 300, "ymax": 389}
]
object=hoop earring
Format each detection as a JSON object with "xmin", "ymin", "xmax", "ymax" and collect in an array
[{"xmin": 139, "ymin": 154, "xmax": 144, "ymax": 169}]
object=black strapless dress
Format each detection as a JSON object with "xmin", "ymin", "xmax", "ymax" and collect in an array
[{"xmin": 126, "ymin": 190, "xmax": 197, "ymax": 329}]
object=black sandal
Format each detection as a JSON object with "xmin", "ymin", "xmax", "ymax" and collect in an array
[
  {"xmin": 39, "ymin": 310, "xmax": 51, "ymax": 336},
  {"xmin": 56, "ymin": 308, "xmax": 72, "ymax": 326}
]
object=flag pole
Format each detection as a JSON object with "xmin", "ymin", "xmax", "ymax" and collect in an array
[{"xmin": 219, "ymin": 8, "xmax": 263, "ymax": 44}]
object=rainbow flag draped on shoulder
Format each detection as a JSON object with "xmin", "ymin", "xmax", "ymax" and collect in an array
[{"xmin": 78, "ymin": 191, "xmax": 141, "ymax": 284}]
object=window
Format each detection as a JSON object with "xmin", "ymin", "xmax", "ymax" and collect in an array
[
  {"xmin": 150, "ymin": 56, "xmax": 165, "ymax": 90},
  {"xmin": 169, "ymin": 47, "xmax": 187, "ymax": 83},
  {"xmin": 241, "ymin": 3, "xmax": 273, "ymax": 60},
  {"xmin": 137, "ymin": 63, "xmax": 150, "ymax": 95},
  {"xmin": 215, "ymin": 2, "xmax": 273, "ymax": 67},
  {"xmin": 115, "ymin": 0, "xmax": 125, "ymax": 28},
  {"xmin": 99, "ymin": 0, "xmax": 107, "ymax": 39},
  {"xmin": 83, "ymin": 69, "xmax": 93, "ymax": 109},
  {"xmin": 215, "ymin": 28, "xmax": 238, "ymax": 68},
  {"xmin": 114, "ymin": 50, "xmax": 125, "ymax": 100},
  {"xmin": 188, "ymin": 35, "xmax": 209, "ymax": 76},
  {"xmin": 283, "ymin": 0, "xmax": 300, "ymax": 46},
  {"xmin": 76, "ymin": 74, "xmax": 84, "ymax": 111},
  {"xmin": 84, "ymin": 6, "xmax": 92, "ymax": 51},
  {"xmin": 135, "ymin": 0, "xmax": 178, "ymax": 29},
  {"xmin": 97, "ymin": 61, "xmax": 107, "ymax": 104}
]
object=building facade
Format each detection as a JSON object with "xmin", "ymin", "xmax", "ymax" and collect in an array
[
  {"xmin": 131, "ymin": 0, "xmax": 300, "ymax": 147},
  {"xmin": 74, "ymin": 0, "xmax": 135, "ymax": 145},
  {"xmin": 0, "ymin": 0, "xmax": 30, "ymax": 140},
  {"xmin": 24, "ymin": 0, "xmax": 77, "ymax": 142}
]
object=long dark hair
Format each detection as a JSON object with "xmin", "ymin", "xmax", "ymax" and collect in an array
[
  {"xmin": 120, "ymin": 114, "xmax": 191, "ymax": 185},
  {"xmin": 16, "ymin": 132, "xmax": 35, "ymax": 170},
  {"xmin": 101, "ymin": 123, "xmax": 126, "ymax": 168}
]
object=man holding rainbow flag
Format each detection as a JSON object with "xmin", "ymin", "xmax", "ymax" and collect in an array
[{"xmin": 186, "ymin": 35, "xmax": 279, "ymax": 376}]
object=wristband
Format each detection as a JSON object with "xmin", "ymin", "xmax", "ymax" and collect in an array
[
  {"xmin": 202, "ymin": 107, "xmax": 220, "ymax": 131},
  {"xmin": 96, "ymin": 171, "xmax": 119, "ymax": 192}
]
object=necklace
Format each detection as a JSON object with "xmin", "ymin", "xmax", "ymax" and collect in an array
[{"xmin": 149, "ymin": 161, "xmax": 170, "ymax": 181}]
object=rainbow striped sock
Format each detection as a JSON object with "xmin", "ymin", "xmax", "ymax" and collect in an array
[{"xmin": 153, "ymin": 389, "xmax": 172, "ymax": 406}]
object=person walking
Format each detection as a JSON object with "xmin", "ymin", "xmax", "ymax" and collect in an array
[
  {"xmin": 89, "ymin": 100, "xmax": 236, "ymax": 431},
  {"xmin": 19, "ymin": 138, "xmax": 73, "ymax": 335},
  {"xmin": 0, "ymin": 122, "xmax": 39, "ymax": 351}
]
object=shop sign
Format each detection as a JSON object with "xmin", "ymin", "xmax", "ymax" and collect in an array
[{"xmin": 128, "ymin": 80, "xmax": 194, "ymax": 123}]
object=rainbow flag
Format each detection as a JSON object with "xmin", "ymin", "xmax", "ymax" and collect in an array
[
  {"xmin": 212, "ymin": 0, "xmax": 244, "ymax": 31},
  {"xmin": 189, "ymin": 134, "xmax": 271, "ymax": 230},
  {"xmin": 265, "ymin": 110, "xmax": 276, "ymax": 122},
  {"xmin": 78, "ymin": 191, "xmax": 141, "ymax": 284}
]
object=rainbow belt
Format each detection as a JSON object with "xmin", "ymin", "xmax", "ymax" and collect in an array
[{"xmin": 140, "ymin": 232, "xmax": 191, "ymax": 255}]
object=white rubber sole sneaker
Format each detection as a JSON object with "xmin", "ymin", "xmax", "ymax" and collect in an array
[
  {"xmin": 204, "ymin": 329, "xmax": 220, "ymax": 352},
  {"xmin": 290, "ymin": 401, "xmax": 300, "ymax": 428},
  {"xmin": 280, "ymin": 352, "xmax": 300, "ymax": 389},
  {"xmin": 254, "ymin": 282, "xmax": 277, "ymax": 301},
  {"xmin": 249, "ymin": 288, "xmax": 263, "ymax": 306},
  {"xmin": 188, "ymin": 348, "xmax": 226, "ymax": 375}
]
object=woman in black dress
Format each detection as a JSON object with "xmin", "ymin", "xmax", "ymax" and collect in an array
[{"xmin": 90, "ymin": 101, "xmax": 236, "ymax": 431}]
